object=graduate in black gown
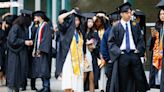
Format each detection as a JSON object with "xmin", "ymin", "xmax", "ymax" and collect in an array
[
  {"xmin": 100, "ymin": 11, "xmax": 120, "ymax": 92},
  {"xmin": 82, "ymin": 12, "xmax": 99, "ymax": 92},
  {"xmin": 31, "ymin": 11, "xmax": 52, "ymax": 92},
  {"xmin": 19, "ymin": 21, "xmax": 38, "ymax": 91},
  {"xmin": 108, "ymin": 2, "xmax": 149, "ymax": 92},
  {"xmin": 0, "ymin": 14, "xmax": 18, "ymax": 86},
  {"xmin": 6, "ymin": 10, "xmax": 32, "ymax": 92}
]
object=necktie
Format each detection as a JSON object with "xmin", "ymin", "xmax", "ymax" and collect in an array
[{"xmin": 126, "ymin": 23, "xmax": 130, "ymax": 53}]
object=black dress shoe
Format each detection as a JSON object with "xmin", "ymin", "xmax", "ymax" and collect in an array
[
  {"xmin": 31, "ymin": 87, "xmax": 38, "ymax": 91},
  {"xmin": 19, "ymin": 87, "xmax": 26, "ymax": 91},
  {"xmin": 100, "ymin": 90, "xmax": 104, "ymax": 92}
]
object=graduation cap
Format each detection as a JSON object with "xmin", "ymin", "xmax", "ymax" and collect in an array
[
  {"xmin": 118, "ymin": 2, "xmax": 132, "ymax": 13},
  {"xmin": 82, "ymin": 12, "xmax": 96, "ymax": 19},
  {"xmin": 73, "ymin": 8, "xmax": 85, "ymax": 18},
  {"xmin": 109, "ymin": 11, "xmax": 121, "ymax": 21},
  {"xmin": 32, "ymin": 11, "xmax": 49, "ymax": 21},
  {"xmin": 20, "ymin": 9, "xmax": 32, "ymax": 16},
  {"xmin": 133, "ymin": 9, "xmax": 145, "ymax": 16},
  {"xmin": 33, "ymin": 11, "xmax": 45, "ymax": 18},
  {"xmin": 156, "ymin": 0, "xmax": 164, "ymax": 9}
]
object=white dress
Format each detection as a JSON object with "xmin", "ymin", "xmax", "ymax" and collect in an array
[
  {"xmin": 62, "ymin": 50, "xmax": 84, "ymax": 92},
  {"xmin": 84, "ymin": 47, "xmax": 93, "ymax": 72}
]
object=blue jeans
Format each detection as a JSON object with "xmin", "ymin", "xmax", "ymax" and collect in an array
[{"xmin": 42, "ymin": 78, "xmax": 50, "ymax": 88}]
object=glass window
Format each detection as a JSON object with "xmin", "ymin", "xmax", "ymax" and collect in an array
[{"xmin": 24, "ymin": 0, "xmax": 35, "ymax": 11}]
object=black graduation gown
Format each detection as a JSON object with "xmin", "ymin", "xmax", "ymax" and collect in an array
[
  {"xmin": 84, "ymin": 30, "xmax": 100, "ymax": 90},
  {"xmin": 6, "ymin": 24, "xmax": 29, "ymax": 89},
  {"xmin": 31, "ymin": 23, "xmax": 52, "ymax": 78},
  {"xmin": 55, "ymin": 14, "xmax": 86, "ymax": 78},
  {"xmin": 0, "ymin": 29, "xmax": 6, "ymax": 71},
  {"xmin": 55, "ymin": 15, "xmax": 76, "ymax": 78},
  {"xmin": 108, "ymin": 22, "xmax": 149, "ymax": 92},
  {"xmin": 27, "ymin": 24, "xmax": 37, "ymax": 78}
]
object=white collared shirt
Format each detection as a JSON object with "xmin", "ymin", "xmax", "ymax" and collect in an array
[
  {"xmin": 28, "ymin": 22, "xmax": 34, "ymax": 39},
  {"xmin": 120, "ymin": 19, "xmax": 136, "ymax": 50}
]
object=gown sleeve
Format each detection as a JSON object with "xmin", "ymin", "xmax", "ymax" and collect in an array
[
  {"xmin": 39, "ymin": 24, "xmax": 52, "ymax": 53},
  {"xmin": 7, "ymin": 24, "xmax": 25, "ymax": 52}
]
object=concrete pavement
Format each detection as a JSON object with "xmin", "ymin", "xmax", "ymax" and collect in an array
[
  {"xmin": 0, "ymin": 78, "xmax": 160, "ymax": 92},
  {"xmin": 0, "ymin": 60, "xmax": 160, "ymax": 92}
]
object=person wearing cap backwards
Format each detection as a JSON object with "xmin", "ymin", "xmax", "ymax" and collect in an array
[
  {"xmin": 108, "ymin": 2, "xmax": 149, "ymax": 92},
  {"xmin": 30, "ymin": 11, "xmax": 52, "ymax": 92},
  {"xmin": 6, "ymin": 9, "xmax": 32, "ymax": 92},
  {"xmin": 57, "ymin": 8, "xmax": 84, "ymax": 92},
  {"xmin": 150, "ymin": 1, "xmax": 164, "ymax": 92},
  {"xmin": 100, "ymin": 11, "xmax": 120, "ymax": 92}
]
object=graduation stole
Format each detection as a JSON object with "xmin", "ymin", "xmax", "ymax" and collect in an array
[
  {"xmin": 33, "ymin": 21, "xmax": 47, "ymax": 53},
  {"xmin": 98, "ymin": 28, "xmax": 105, "ymax": 40},
  {"xmin": 153, "ymin": 29, "xmax": 163, "ymax": 70},
  {"xmin": 70, "ymin": 31, "xmax": 83, "ymax": 76}
]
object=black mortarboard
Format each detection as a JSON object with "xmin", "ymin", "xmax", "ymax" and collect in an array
[
  {"xmin": 118, "ymin": 2, "xmax": 132, "ymax": 13},
  {"xmin": 73, "ymin": 9, "xmax": 85, "ymax": 18},
  {"xmin": 82, "ymin": 12, "xmax": 96, "ymax": 19},
  {"xmin": 33, "ymin": 11, "xmax": 46, "ymax": 19},
  {"xmin": 20, "ymin": 9, "xmax": 32, "ymax": 16},
  {"xmin": 133, "ymin": 9, "xmax": 145, "ymax": 16},
  {"xmin": 156, "ymin": 0, "xmax": 164, "ymax": 9},
  {"xmin": 33, "ymin": 11, "xmax": 50, "ymax": 22},
  {"xmin": 109, "ymin": 11, "xmax": 121, "ymax": 21}
]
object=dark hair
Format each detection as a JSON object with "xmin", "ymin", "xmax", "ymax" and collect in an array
[
  {"xmin": 75, "ymin": 16, "xmax": 82, "ymax": 30},
  {"xmin": 84, "ymin": 18, "xmax": 94, "ymax": 33},
  {"xmin": 4, "ymin": 15, "xmax": 18, "ymax": 26},
  {"xmin": 155, "ymin": 9, "xmax": 164, "ymax": 31},
  {"xmin": 13, "ymin": 15, "xmax": 31, "ymax": 29}
]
